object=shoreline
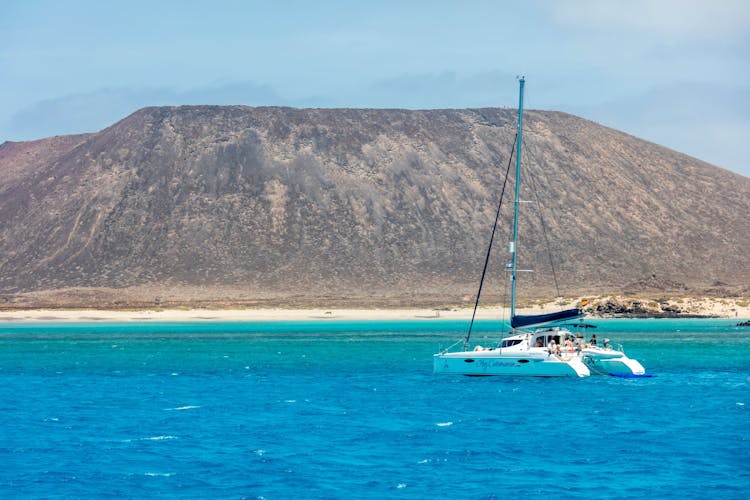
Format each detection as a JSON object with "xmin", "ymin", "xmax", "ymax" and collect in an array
[
  {"xmin": 1, "ymin": 296, "xmax": 749, "ymax": 323},
  {"xmin": 0, "ymin": 307, "xmax": 499, "ymax": 323}
]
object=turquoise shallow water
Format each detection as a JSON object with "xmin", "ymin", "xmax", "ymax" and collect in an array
[{"xmin": 0, "ymin": 318, "xmax": 748, "ymax": 498}]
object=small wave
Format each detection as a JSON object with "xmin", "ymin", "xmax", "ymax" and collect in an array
[
  {"xmin": 144, "ymin": 435, "xmax": 177, "ymax": 441},
  {"xmin": 122, "ymin": 435, "xmax": 177, "ymax": 442},
  {"xmin": 283, "ymin": 399, "xmax": 297, "ymax": 403},
  {"xmin": 165, "ymin": 405, "xmax": 201, "ymax": 411},
  {"xmin": 145, "ymin": 472, "xmax": 174, "ymax": 477},
  {"xmin": 121, "ymin": 435, "xmax": 178, "ymax": 443},
  {"xmin": 396, "ymin": 483, "xmax": 407, "ymax": 489},
  {"xmin": 436, "ymin": 422, "xmax": 453, "ymax": 427}
]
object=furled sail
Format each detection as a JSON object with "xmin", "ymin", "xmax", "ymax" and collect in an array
[{"xmin": 511, "ymin": 308, "xmax": 582, "ymax": 328}]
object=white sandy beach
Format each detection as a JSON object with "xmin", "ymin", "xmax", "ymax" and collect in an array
[
  {"xmin": 1, "ymin": 296, "xmax": 748, "ymax": 322},
  {"xmin": 0, "ymin": 306, "xmax": 504, "ymax": 323}
]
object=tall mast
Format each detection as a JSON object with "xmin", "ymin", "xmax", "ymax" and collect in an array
[{"xmin": 509, "ymin": 77, "xmax": 524, "ymax": 322}]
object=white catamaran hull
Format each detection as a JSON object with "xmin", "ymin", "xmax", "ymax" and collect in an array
[
  {"xmin": 581, "ymin": 348, "xmax": 645, "ymax": 375},
  {"xmin": 434, "ymin": 350, "xmax": 590, "ymax": 377}
]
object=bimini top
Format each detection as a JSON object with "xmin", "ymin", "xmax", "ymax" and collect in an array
[{"xmin": 511, "ymin": 308, "xmax": 583, "ymax": 328}]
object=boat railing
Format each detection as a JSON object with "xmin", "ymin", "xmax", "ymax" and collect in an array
[
  {"xmin": 438, "ymin": 338, "xmax": 466, "ymax": 354},
  {"xmin": 601, "ymin": 339, "xmax": 623, "ymax": 352}
]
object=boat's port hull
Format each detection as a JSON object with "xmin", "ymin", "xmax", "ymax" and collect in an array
[{"xmin": 434, "ymin": 352, "xmax": 590, "ymax": 377}]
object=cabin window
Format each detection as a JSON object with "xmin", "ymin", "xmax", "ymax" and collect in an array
[{"xmin": 501, "ymin": 339, "xmax": 522, "ymax": 347}]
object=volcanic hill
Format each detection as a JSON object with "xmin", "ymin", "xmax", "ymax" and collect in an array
[{"xmin": 1, "ymin": 106, "xmax": 749, "ymax": 308}]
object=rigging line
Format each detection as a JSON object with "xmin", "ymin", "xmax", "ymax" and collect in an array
[
  {"xmin": 465, "ymin": 133, "xmax": 517, "ymax": 350},
  {"xmin": 522, "ymin": 139, "xmax": 562, "ymax": 300}
]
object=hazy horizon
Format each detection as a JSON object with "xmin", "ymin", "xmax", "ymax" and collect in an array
[{"xmin": 2, "ymin": 0, "xmax": 748, "ymax": 177}]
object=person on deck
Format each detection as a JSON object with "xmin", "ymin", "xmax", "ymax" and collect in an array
[
  {"xmin": 564, "ymin": 338, "xmax": 575, "ymax": 353},
  {"xmin": 547, "ymin": 339, "xmax": 559, "ymax": 355}
]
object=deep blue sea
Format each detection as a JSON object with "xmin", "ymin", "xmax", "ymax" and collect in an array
[{"xmin": 1, "ymin": 318, "xmax": 748, "ymax": 499}]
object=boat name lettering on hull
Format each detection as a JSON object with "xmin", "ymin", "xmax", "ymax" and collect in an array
[{"xmin": 476, "ymin": 359, "xmax": 521, "ymax": 369}]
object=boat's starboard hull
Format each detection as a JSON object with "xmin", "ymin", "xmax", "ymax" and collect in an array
[
  {"xmin": 584, "ymin": 355, "xmax": 646, "ymax": 376},
  {"xmin": 433, "ymin": 351, "xmax": 590, "ymax": 377}
]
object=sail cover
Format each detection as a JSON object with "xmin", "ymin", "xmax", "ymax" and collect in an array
[{"xmin": 511, "ymin": 308, "xmax": 583, "ymax": 328}]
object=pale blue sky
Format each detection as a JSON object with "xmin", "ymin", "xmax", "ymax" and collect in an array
[{"xmin": 2, "ymin": 0, "xmax": 749, "ymax": 176}]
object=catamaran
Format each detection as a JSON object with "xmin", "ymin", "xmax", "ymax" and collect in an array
[{"xmin": 433, "ymin": 78, "xmax": 645, "ymax": 377}]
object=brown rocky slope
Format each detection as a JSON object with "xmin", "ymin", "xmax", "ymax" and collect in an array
[{"xmin": 1, "ymin": 106, "xmax": 748, "ymax": 308}]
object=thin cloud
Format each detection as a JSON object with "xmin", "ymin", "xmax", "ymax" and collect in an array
[
  {"xmin": 545, "ymin": 0, "xmax": 750, "ymax": 38},
  {"xmin": 4, "ymin": 82, "xmax": 286, "ymax": 140}
]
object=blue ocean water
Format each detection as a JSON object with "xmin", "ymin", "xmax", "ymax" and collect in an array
[{"xmin": 0, "ymin": 318, "xmax": 748, "ymax": 499}]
